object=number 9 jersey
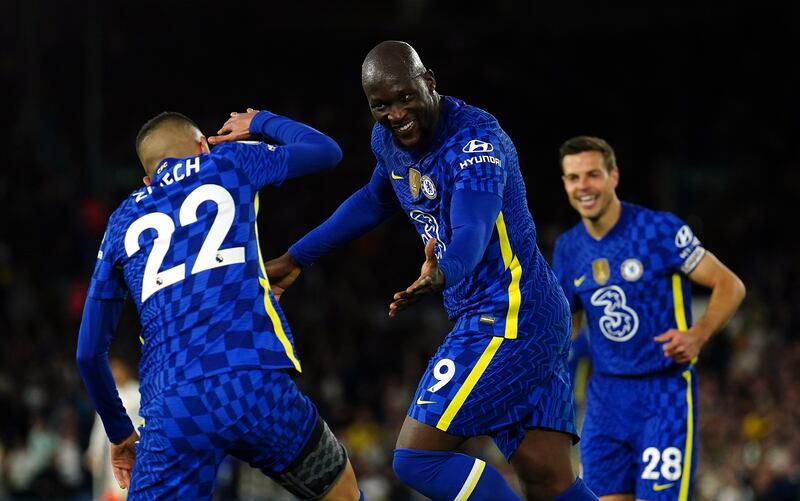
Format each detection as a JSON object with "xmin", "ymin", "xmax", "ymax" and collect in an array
[{"xmin": 88, "ymin": 141, "xmax": 301, "ymax": 404}]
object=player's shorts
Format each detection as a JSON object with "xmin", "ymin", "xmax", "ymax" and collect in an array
[
  {"xmin": 408, "ymin": 314, "xmax": 577, "ymax": 460},
  {"xmin": 129, "ymin": 369, "xmax": 318, "ymax": 501},
  {"xmin": 581, "ymin": 365, "xmax": 698, "ymax": 500}
]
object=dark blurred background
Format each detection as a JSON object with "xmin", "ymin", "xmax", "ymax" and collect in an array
[{"xmin": 1, "ymin": 2, "xmax": 798, "ymax": 500}]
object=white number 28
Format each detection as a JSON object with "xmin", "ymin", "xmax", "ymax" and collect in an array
[
  {"xmin": 124, "ymin": 184, "xmax": 245, "ymax": 302},
  {"xmin": 641, "ymin": 446, "xmax": 682, "ymax": 482}
]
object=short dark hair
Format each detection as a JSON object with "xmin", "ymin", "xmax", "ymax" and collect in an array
[
  {"xmin": 135, "ymin": 111, "xmax": 200, "ymax": 152},
  {"xmin": 559, "ymin": 136, "xmax": 617, "ymax": 171}
]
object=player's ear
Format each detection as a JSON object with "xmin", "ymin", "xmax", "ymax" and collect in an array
[
  {"xmin": 610, "ymin": 167, "xmax": 619, "ymax": 188},
  {"xmin": 424, "ymin": 69, "xmax": 436, "ymax": 93},
  {"xmin": 142, "ymin": 175, "xmax": 152, "ymax": 186},
  {"xmin": 199, "ymin": 135, "xmax": 210, "ymax": 154}
]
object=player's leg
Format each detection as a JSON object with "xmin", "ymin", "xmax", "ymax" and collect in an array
[
  {"xmin": 393, "ymin": 329, "xmax": 532, "ymax": 501},
  {"xmin": 394, "ymin": 415, "xmax": 522, "ymax": 501},
  {"xmin": 504, "ymin": 349, "xmax": 597, "ymax": 501},
  {"xmin": 233, "ymin": 370, "xmax": 361, "ymax": 501},
  {"xmin": 579, "ymin": 373, "xmax": 640, "ymax": 500},
  {"xmin": 634, "ymin": 368, "xmax": 698, "ymax": 501},
  {"xmin": 509, "ymin": 427, "xmax": 584, "ymax": 500},
  {"xmin": 128, "ymin": 382, "xmax": 226, "ymax": 500}
]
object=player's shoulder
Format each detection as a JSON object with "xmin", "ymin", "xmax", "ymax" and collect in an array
[{"xmin": 625, "ymin": 201, "xmax": 685, "ymax": 230}]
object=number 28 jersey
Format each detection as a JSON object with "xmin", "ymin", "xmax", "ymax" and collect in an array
[
  {"xmin": 88, "ymin": 142, "xmax": 300, "ymax": 402},
  {"xmin": 552, "ymin": 202, "xmax": 706, "ymax": 376}
]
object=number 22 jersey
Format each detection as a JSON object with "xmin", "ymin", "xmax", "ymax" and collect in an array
[
  {"xmin": 552, "ymin": 202, "xmax": 706, "ymax": 376},
  {"xmin": 88, "ymin": 141, "xmax": 301, "ymax": 403}
]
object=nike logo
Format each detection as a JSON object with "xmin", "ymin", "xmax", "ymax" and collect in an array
[
  {"xmin": 653, "ymin": 483, "xmax": 675, "ymax": 492},
  {"xmin": 573, "ymin": 275, "xmax": 586, "ymax": 287},
  {"xmin": 391, "ymin": 170, "xmax": 404, "ymax": 180},
  {"xmin": 416, "ymin": 397, "xmax": 436, "ymax": 405}
]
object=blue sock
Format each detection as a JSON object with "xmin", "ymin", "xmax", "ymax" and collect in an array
[
  {"xmin": 359, "ymin": 489, "xmax": 365, "ymax": 501},
  {"xmin": 552, "ymin": 478, "xmax": 599, "ymax": 501},
  {"xmin": 393, "ymin": 448, "xmax": 521, "ymax": 501}
]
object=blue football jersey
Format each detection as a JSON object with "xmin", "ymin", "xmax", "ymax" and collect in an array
[
  {"xmin": 88, "ymin": 141, "xmax": 301, "ymax": 402},
  {"xmin": 371, "ymin": 96, "xmax": 568, "ymax": 338},
  {"xmin": 552, "ymin": 202, "xmax": 706, "ymax": 375}
]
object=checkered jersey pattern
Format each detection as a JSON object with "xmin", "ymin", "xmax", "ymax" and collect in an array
[
  {"xmin": 370, "ymin": 96, "xmax": 569, "ymax": 341},
  {"xmin": 581, "ymin": 367, "xmax": 698, "ymax": 499},
  {"xmin": 88, "ymin": 141, "xmax": 301, "ymax": 403},
  {"xmin": 130, "ymin": 370, "xmax": 317, "ymax": 500},
  {"xmin": 552, "ymin": 202, "xmax": 705, "ymax": 375}
]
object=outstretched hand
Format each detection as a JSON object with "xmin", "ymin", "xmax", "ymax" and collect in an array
[
  {"xmin": 208, "ymin": 108, "xmax": 259, "ymax": 145},
  {"xmin": 265, "ymin": 252, "xmax": 302, "ymax": 301},
  {"xmin": 110, "ymin": 429, "xmax": 139, "ymax": 490},
  {"xmin": 389, "ymin": 238, "xmax": 444, "ymax": 318}
]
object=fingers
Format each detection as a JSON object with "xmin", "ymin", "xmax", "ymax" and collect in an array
[
  {"xmin": 653, "ymin": 331, "xmax": 674, "ymax": 343},
  {"xmin": 113, "ymin": 466, "xmax": 131, "ymax": 489},
  {"xmin": 424, "ymin": 238, "xmax": 438, "ymax": 262}
]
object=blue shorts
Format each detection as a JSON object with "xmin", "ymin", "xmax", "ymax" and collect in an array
[
  {"xmin": 581, "ymin": 366, "xmax": 698, "ymax": 500},
  {"xmin": 408, "ymin": 314, "xmax": 577, "ymax": 460},
  {"xmin": 129, "ymin": 369, "xmax": 317, "ymax": 501}
]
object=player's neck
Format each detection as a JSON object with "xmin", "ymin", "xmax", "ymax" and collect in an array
[{"xmin": 583, "ymin": 198, "xmax": 622, "ymax": 240}]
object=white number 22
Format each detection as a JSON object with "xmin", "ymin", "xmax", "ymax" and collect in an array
[{"xmin": 124, "ymin": 184, "xmax": 245, "ymax": 302}]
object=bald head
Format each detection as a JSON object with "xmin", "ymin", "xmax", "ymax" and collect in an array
[
  {"xmin": 362, "ymin": 41, "xmax": 427, "ymax": 88},
  {"xmin": 135, "ymin": 112, "xmax": 206, "ymax": 177}
]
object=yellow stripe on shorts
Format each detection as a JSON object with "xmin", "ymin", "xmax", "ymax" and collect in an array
[
  {"xmin": 436, "ymin": 336, "xmax": 504, "ymax": 431},
  {"xmin": 679, "ymin": 369, "xmax": 694, "ymax": 501}
]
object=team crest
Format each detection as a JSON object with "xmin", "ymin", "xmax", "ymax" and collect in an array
[
  {"xmin": 409, "ymin": 168, "xmax": 421, "ymax": 198},
  {"xmin": 592, "ymin": 258, "xmax": 610, "ymax": 285},
  {"xmin": 421, "ymin": 175, "xmax": 437, "ymax": 199},
  {"xmin": 620, "ymin": 258, "xmax": 644, "ymax": 282}
]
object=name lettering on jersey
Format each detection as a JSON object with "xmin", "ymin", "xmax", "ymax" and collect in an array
[
  {"xmin": 621, "ymin": 258, "xmax": 644, "ymax": 282},
  {"xmin": 421, "ymin": 175, "xmax": 437, "ymax": 199},
  {"xmin": 592, "ymin": 258, "xmax": 610, "ymax": 285},
  {"xmin": 132, "ymin": 157, "xmax": 202, "ymax": 203},
  {"xmin": 462, "ymin": 139, "xmax": 494, "ymax": 153},
  {"xmin": 409, "ymin": 168, "xmax": 422, "ymax": 198},
  {"xmin": 458, "ymin": 155, "xmax": 501, "ymax": 169}
]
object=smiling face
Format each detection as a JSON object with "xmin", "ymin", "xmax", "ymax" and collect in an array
[
  {"xmin": 561, "ymin": 150, "xmax": 620, "ymax": 223},
  {"xmin": 363, "ymin": 69, "xmax": 439, "ymax": 150}
]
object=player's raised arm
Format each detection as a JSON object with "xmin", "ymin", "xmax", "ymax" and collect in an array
[
  {"xmin": 209, "ymin": 108, "xmax": 342, "ymax": 179},
  {"xmin": 265, "ymin": 164, "xmax": 400, "ymax": 298}
]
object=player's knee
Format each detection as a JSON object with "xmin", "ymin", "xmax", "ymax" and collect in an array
[
  {"xmin": 272, "ymin": 417, "xmax": 349, "ymax": 500},
  {"xmin": 391, "ymin": 448, "xmax": 419, "ymax": 486}
]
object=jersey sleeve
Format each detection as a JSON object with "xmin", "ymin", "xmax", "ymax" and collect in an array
[
  {"xmin": 552, "ymin": 236, "xmax": 580, "ymax": 311},
  {"xmin": 212, "ymin": 141, "xmax": 291, "ymax": 189},
  {"xmin": 87, "ymin": 213, "xmax": 128, "ymax": 301},
  {"xmin": 657, "ymin": 212, "xmax": 706, "ymax": 275},
  {"xmin": 445, "ymin": 130, "xmax": 508, "ymax": 197}
]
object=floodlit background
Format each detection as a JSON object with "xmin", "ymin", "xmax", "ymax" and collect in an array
[{"xmin": 1, "ymin": 2, "xmax": 798, "ymax": 500}]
